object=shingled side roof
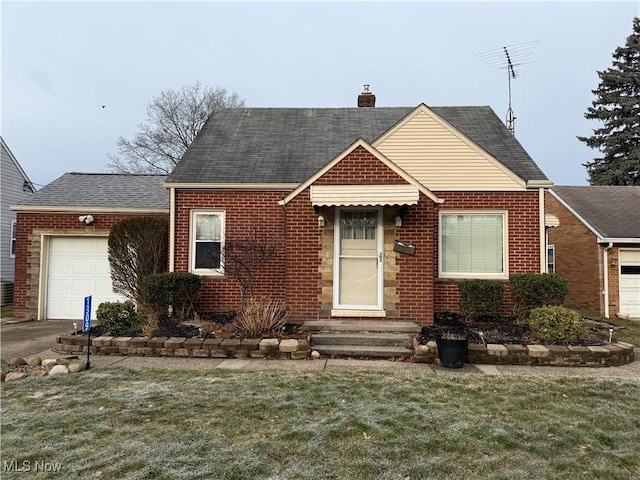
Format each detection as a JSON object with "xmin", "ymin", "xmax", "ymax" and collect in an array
[
  {"xmin": 12, "ymin": 173, "xmax": 168, "ymax": 211},
  {"xmin": 166, "ymin": 106, "xmax": 548, "ymax": 185},
  {"xmin": 551, "ymin": 186, "xmax": 640, "ymax": 240}
]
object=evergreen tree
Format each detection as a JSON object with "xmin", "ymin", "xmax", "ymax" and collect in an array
[{"xmin": 578, "ymin": 17, "xmax": 640, "ymax": 185}]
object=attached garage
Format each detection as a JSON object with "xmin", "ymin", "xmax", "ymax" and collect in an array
[
  {"xmin": 45, "ymin": 236, "xmax": 125, "ymax": 320},
  {"xmin": 619, "ymin": 249, "xmax": 640, "ymax": 318},
  {"xmin": 10, "ymin": 173, "xmax": 169, "ymax": 321}
]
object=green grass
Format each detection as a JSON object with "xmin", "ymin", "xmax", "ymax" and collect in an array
[
  {"xmin": 608, "ymin": 317, "xmax": 640, "ymax": 346},
  {"xmin": 0, "ymin": 305, "xmax": 13, "ymax": 318},
  {"xmin": 1, "ymin": 369, "xmax": 639, "ymax": 479}
]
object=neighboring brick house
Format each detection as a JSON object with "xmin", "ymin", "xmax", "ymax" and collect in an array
[
  {"xmin": 546, "ymin": 186, "xmax": 640, "ymax": 319},
  {"xmin": 11, "ymin": 173, "xmax": 168, "ymax": 320},
  {"xmin": 1, "ymin": 137, "xmax": 36, "ymax": 306},
  {"xmin": 165, "ymin": 90, "xmax": 553, "ymax": 325}
]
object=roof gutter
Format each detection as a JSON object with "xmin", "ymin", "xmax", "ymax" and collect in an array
[
  {"xmin": 10, "ymin": 205, "xmax": 169, "ymax": 214},
  {"xmin": 526, "ymin": 180, "xmax": 554, "ymax": 189},
  {"xmin": 597, "ymin": 237, "xmax": 640, "ymax": 244}
]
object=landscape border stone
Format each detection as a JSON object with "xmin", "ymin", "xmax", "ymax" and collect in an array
[
  {"xmin": 48, "ymin": 334, "xmax": 635, "ymax": 367},
  {"xmin": 52, "ymin": 334, "xmax": 311, "ymax": 360},
  {"xmin": 414, "ymin": 339, "xmax": 634, "ymax": 367}
]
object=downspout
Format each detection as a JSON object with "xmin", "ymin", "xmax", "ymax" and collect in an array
[
  {"xmin": 603, "ymin": 242, "xmax": 613, "ymax": 318},
  {"xmin": 169, "ymin": 187, "xmax": 175, "ymax": 273}
]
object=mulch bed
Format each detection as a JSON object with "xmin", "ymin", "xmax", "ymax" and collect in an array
[
  {"xmin": 420, "ymin": 312, "xmax": 607, "ymax": 347},
  {"xmin": 85, "ymin": 311, "xmax": 306, "ymax": 341}
]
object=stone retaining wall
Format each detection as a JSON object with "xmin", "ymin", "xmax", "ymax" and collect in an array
[
  {"xmin": 54, "ymin": 335, "xmax": 635, "ymax": 367},
  {"xmin": 54, "ymin": 335, "xmax": 311, "ymax": 359},
  {"xmin": 414, "ymin": 340, "xmax": 635, "ymax": 367}
]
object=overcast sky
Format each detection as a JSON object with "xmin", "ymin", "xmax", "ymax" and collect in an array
[{"xmin": 2, "ymin": 1, "xmax": 638, "ymax": 188}]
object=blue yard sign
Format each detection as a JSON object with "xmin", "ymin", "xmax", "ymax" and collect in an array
[{"xmin": 83, "ymin": 296, "xmax": 92, "ymax": 333}]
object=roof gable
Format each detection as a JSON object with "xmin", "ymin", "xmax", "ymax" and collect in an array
[
  {"xmin": 551, "ymin": 186, "xmax": 640, "ymax": 241},
  {"xmin": 1, "ymin": 136, "xmax": 35, "ymax": 193},
  {"xmin": 374, "ymin": 104, "xmax": 528, "ymax": 190},
  {"xmin": 280, "ymin": 139, "xmax": 440, "ymax": 205}
]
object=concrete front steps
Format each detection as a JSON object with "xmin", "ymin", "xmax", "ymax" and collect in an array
[{"xmin": 303, "ymin": 320, "xmax": 421, "ymax": 359}]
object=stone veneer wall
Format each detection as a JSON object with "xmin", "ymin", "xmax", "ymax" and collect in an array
[
  {"xmin": 54, "ymin": 335, "xmax": 310, "ymax": 359},
  {"xmin": 414, "ymin": 340, "xmax": 635, "ymax": 367},
  {"xmin": 53, "ymin": 335, "xmax": 635, "ymax": 367}
]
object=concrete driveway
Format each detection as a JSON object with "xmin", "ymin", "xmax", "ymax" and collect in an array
[{"xmin": 1, "ymin": 319, "xmax": 74, "ymax": 359}]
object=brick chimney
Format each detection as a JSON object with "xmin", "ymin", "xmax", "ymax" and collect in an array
[{"xmin": 357, "ymin": 84, "xmax": 376, "ymax": 107}]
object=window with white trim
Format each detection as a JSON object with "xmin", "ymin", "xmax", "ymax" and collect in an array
[
  {"xmin": 10, "ymin": 220, "xmax": 17, "ymax": 258},
  {"xmin": 440, "ymin": 212, "xmax": 507, "ymax": 277},
  {"xmin": 547, "ymin": 245, "xmax": 555, "ymax": 274},
  {"xmin": 191, "ymin": 211, "xmax": 224, "ymax": 273}
]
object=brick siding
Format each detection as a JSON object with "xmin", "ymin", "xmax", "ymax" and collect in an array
[
  {"xmin": 13, "ymin": 212, "xmax": 168, "ymax": 320},
  {"xmin": 545, "ymin": 193, "xmax": 634, "ymax": 317},
  {"xmin": 433, "ymin": 191, "xmax": 542, "ymax": 315}
]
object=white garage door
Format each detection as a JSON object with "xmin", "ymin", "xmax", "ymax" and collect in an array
[
  {"xmin": 619, "ymin": 249, "xmax": 640, "ymax": 319},
  {"xmin": 46, "ymin": 237, "xmax": 125, "ymax": 320}
]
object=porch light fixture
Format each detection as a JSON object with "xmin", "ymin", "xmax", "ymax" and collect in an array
[
  {"xmin": 78, "ymin": 214, "xmax": 94, "ymax": 224},
  {"xmin": 395, "ymin": 215, "xmax": 402, "ymax": 227},
  {"xmin": 318, "ymin": 215, "xmax": 325, "ymax": 228}
]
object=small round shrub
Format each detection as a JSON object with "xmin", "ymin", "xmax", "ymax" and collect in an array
[
  {"xmin": 510, "ymin": 273, "xmax": 569, "ymax": 318},
  {"xmin": 96, "ymin": 300, "xmax": 143, "ymax": 336},
  {"xmin": 458, "ymin": 279, "xmax": 504, "ymax": 322},
  {"xmin": 525, "ymin": 306, "xmax": 584, "ymax": 344}
]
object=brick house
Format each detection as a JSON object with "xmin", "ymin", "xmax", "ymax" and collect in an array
[
  {"xmin": 11, "ymin": 173, "xmax": 168, "ymax": 320},
  {"xmin": 165, "ymin": 90, "xmax": 553, "ymax": 326},
  {"xmin": 12, "ymin": 91, "xmax": 553, "ymax": 325},
  {"xmin": 545, "ymin": 186, "xmax": 640, "ymax": 319}
]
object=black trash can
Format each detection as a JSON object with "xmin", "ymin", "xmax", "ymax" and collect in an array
[{"xmin": 436, "ymin": 336, "xmax": 468, "ymax": 368}]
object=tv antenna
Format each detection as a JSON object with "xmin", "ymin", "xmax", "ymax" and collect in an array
[{"xmin": 474, "ymin": 40, "xmax": 538, "ymax": 135}]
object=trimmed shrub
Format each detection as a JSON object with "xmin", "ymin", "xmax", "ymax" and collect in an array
[
  {"xmin": 510, "ymin": 273, "xmax": 569, "ymax": 318},
  {"xmin": 525, "ymin": 306, "xmax": 584, "ymax": 344},
  {"xmin": 96, "ymin": 301, "xmax": 143, "ymax": 336},
  {"xmin": 458, "ymin": 280, "xmax": 504, "ymax": 322},
  {"xmin": 141, "ymin": 272, "xmax": 202, "ymax": 320},
  {"xmin": 234, "ymin": 297, "xmax": 288, "ymax": 337}
]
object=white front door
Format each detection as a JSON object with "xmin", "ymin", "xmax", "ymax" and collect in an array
[{"xmin": 334, "ymin": 208, "xmax": 383, "ymax": 310}]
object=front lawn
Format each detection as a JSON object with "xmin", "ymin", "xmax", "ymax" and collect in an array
[
  {"xmin": 606, "ymin": 316, "xmax": 640, "ymax": 346},
  {"xmin": 0, "ymin": 305, "xmax": 13, "ymax": 318},
  {"xmin": 2, "ymin": 369, "xmax": 639, "ymax": 479}
]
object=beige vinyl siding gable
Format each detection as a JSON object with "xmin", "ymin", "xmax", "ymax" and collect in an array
[{"xmin": 374, "ymin": 109, "xmax": 526, "ymax": 191}]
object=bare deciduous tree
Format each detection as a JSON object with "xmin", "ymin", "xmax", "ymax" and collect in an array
[
  {"xmin": 222, "ymin": 230, "xmax": 279, "ymax": 305},
  {"xmin": 108, "ymin": 217, "xmax": 169, "ymax": 303},
  {"xmin": 108, "ymin": 82, "xmax": 244, "ymax": 174}
]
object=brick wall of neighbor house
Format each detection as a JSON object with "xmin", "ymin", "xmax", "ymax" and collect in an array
[
  {"xmin": 433, "ymin": 191, "xmax": 542, "ymax": 315},
  {"xmin": 545, "ymin": 194, "xmax": 603, "ymax": 315},
  {"xmin": 13, "ymin": 212, "xmax": 168, "ymax": 320},
  {"xmin": 173, "ymin": 191, "xmax": 287, "ymax": 314}
]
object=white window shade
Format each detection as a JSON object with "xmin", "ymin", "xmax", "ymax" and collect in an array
[{"xmin": 441, "ymin": 213, "xmax": 505, "ymax": 276}]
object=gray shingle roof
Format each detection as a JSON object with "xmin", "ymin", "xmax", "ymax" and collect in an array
[
  {"xmin": 14, "ymin": 173, "xmax": 168, "ymax": 210},
  {"xmin": 167, "ymin": 106, "xmax": 548, "ymax": 185},
  {"xmin": 552, "ymin": 186, "xmax": 640, "ymax": 239}
]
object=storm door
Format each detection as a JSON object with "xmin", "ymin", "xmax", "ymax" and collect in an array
[{"xmin": 334, "ymin": 208, "xmax": 383, "ymax": 310}]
